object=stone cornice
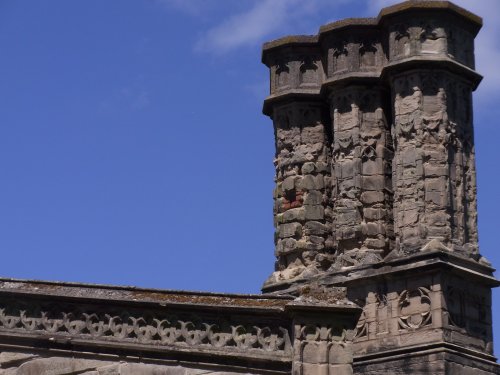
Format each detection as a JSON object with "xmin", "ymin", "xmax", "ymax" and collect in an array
[
  {"xmin": 262, "ymin": 0, "xmax": 481, "ymax": 61},
  {"xmin": 377, "ymin": 0, "xmax": 482, "ymax": 33},
  {"xmin": 262, "ymin": 250, "xmax": 499, "ymax": 295}
]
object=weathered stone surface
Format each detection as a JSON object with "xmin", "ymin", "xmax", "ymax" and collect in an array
[
  {"xmin": 0, "ymin": 279, "xmax": 361, "ymax": 375},
  {"xmin": 0, "ymin": 2, "xmax": 497, "ymax": 375},
  {"xmin": 0, "ymin": 359, "xmax": 256, "ymax": 375},
  {"xmin": 0, "ymin": 353, "xmax": 38, "ymax": 369},
  {"xmin": 263, "ymin": 0, "xmax": 486, "ymax": 284},
  {"xmin": 262, "ymin": 2, "xmax": 498, "ymax": 374},
  {"xmin": 14, "ymin": 358, "xmax": 113, "ymax": 375},
  {"xmin": 278, "ymin": 222, "xmax": 302, "ymax": 238},
  {"xmin": 266, "ymin": 100, "xmax": 334, "ymax": 283}
]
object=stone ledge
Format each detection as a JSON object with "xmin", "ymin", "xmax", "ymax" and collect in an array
[
  {"xmin": 0, "ymin": 278, "xmax": 293, "ymax": 311},
  {"xmin": 353, "ymin": 343, "xmax": 500, "ymax": 372},
  {"xmin": 262, "ymin": 250, "xmax": 499, "ymax": 294}
]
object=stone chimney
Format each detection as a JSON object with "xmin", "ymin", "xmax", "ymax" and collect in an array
[
  {"xmin": 262, "ymin": 0, "xmax": 485, "ymax": 290},
  {"xmin": 262, "ymin": 4, "xmax": 500, "ymax": 373}
]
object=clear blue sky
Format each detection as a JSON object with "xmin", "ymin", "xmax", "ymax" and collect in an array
[{"xmin": 0, "ymin": 0, "xmax": 498, "ymax": 354}]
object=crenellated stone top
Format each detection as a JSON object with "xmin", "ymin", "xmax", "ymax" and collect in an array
[{"xmin": 262, "ymin": 0, "xmax": 482, "ymax": 115}]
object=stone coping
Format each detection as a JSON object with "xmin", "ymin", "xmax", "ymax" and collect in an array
[
  {"xmin": 0, "ymin": 277, "xmax": 293, "ymax": 311},
  {"xmin": 353, "ymin": 342, "xmax": 499, "ymax": 367},
  {"xmin": 262, "ymin": 35, "xmax": 318, "ymax": 53}
]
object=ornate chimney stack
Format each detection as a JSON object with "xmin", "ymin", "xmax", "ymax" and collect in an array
[
  {"xmin": 381, "ymin": 3, "xmax": 482, "ymax": 257},
  {"xmin": 262, "ymin": 1, "xmax": 499, "ymax": 373},
  {"xmin": 263, "ymin": 37, "xmax": 334, "ymax": 282}
]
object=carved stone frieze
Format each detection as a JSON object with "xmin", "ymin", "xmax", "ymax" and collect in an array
[
  {"xmin": 442, "ymin": 276, "xmax": 493, "ymax": 353},
  {"xmin": 0, "ymin": 297, "xmax": 292, "ymax": 356},
  {"xmin": 290, "ymin": 301, "xmax": 360, "ymax": 375},
  {"xmin": 0, "ymin": 2, "xmax": 497, "ymax": 375}
]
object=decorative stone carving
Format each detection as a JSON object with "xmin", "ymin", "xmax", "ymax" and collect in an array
[
  {"xmin": 262, "ymin": 3, "xmax": 499, "ymax": 374},
  {"xmin": 331, "ymin": 42, "xmax": 349, "ymax": 73},
  {"xmin": 354, "ymin": 306, "xmax": 368, "ymax": 340},
  {"xmin": 443, "ymin": 276, "xmax": 493, "ymax": 351},
  {"xmin": 397, "ymin": 287, "xmax": 432, "ymax": 330},
  {"xmin": 289, "ymin": 298, "xmax": 360, "ymax": 375},
  {"xmin": 392, "ymin": 24, "xmax": 411, "ymax": 58},
  {"xmin": 299, "ymin": 56, "xmax": 319, "ymax": 87},
  {"xmin": 419, "ymin": 23, "xmax": 447, "ymax": 54},
  {"xmin": 359, "ymin": 41, "xmax": 378, "ymax": 69},
  {"xmin": 0, "ymin": 298, "xmax": 292, "ymax": 355},
  {"xmin": 274, "ymin": 60, "xmax": 290, "ymax": 92},
  {"xmin": 0, "ymin": 2, "xmax": 497, "ymax": 375}
]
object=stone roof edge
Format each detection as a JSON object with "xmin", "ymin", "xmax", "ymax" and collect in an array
[
  {"xmin": 0, "ymin": 277, "xmax": 291, "ymax": 300},
  {"xmin": 0, "ymin": 277, "xmax": 296, "ymax": 311}
]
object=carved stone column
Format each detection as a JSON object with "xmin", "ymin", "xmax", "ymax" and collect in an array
[
  {"xmin": 386, "ymin": 21, "xmax": 482, "ymax": 258},
  {"xmin": 262, "ymin": 38, "xmax": 335, "ymax": 287},
  {"xmin": 327, "ymin": 86, "xmax": 393, "ymax": 268},
  {"xmin": 269, "ymin": 102, "xmax": 333, "ymax": 283}
]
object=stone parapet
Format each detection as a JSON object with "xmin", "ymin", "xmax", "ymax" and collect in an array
[{"xmin": 0, "ymin": 279, "xmax": 360, "ymax": 375}]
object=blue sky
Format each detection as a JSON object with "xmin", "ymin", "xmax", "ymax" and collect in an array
[{"xmin": 0, "ymin": 0, "xmax": 499, "ymax": 353}]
